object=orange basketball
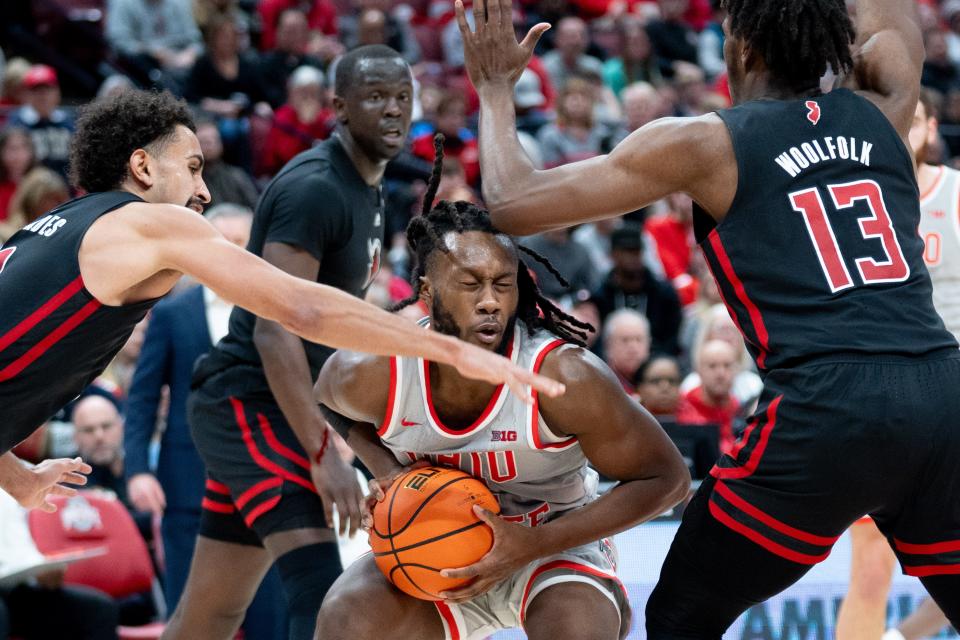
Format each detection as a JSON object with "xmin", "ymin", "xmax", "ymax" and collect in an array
[{"xmin": 369, "ymin": 466, "xmax": 500, "ymax": 601}]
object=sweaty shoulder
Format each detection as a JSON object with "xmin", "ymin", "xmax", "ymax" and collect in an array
[{"xmin": 316, "ymin": 349, "xmax": 393, "ymax": 424}]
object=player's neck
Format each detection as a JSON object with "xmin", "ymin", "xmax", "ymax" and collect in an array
[
  {"xmin": 429, "ymin": 361, "xmax": 499, "ymax": 425},
  {"xmin": 736, "ymin": 76, "xmax": 819, "ymax": 104},
  {"xmin": 336, "ymin": 130, "xmax": 388, "ymax": 186},
  {"xmin": 917, "ymin": 162, "xmax": 943, "ymax": 195}
]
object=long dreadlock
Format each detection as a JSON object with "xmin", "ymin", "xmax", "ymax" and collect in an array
[
  {"xmin": 393, "ymin": 134, "xmax": 594, "ymax": 346},
  {"xmin": 722, "ymin": 0, "xmax": 855, "ymax": 93}
]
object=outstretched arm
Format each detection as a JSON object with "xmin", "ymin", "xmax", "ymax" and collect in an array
[
  {"xmin": 86, "ymin": 204, "xmax": 564, "ymax": 402},
  {"xmin": 845, "ymin": 0, "xmax": 923, "ymax": 137},
  {"xmin": 456, "ymin": 0, "xmax": 732, "ymax": 234}
]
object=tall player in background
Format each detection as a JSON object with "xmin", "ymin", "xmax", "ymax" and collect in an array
[
  {"xmin": 0, "ymin": 89, "xmax": 562, "ymax": 513},
  {"xmin": 835, "ymin": 90, "xmax": 956, "ymax": 640},
  {"xmin": 312, "ymin": 145, "xmax": 690, "ymax": 640},
  {"xmin": 458, "ymin": 0, "xmax": 960, "ymax": 634}
]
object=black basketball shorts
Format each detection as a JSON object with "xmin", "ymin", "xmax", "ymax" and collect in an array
[
  {"xmin": 705, "ymin": 348, "xmax": 960, "ymax": 574},
  {"xmin": 189, "ymin": 367, "xmax": 328, "ymax": 546}
]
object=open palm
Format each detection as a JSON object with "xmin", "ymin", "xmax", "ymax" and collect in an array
[{"xmin": 456, "ymin": 0, "xmax": 551, "ymax": 89}]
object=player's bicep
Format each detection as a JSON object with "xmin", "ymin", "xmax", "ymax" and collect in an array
[
  {"xmin": 539, "ymin": 349, "xmax": 685, "ymax": 482},
  {"xmin": 315, "ymin": 350, "xmax": 390, "ymax": 425}
]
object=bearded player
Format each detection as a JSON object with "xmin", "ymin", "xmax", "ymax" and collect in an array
[{"xmin": 311, "ymin": 142, "xmax": 690, "ymax": 640}]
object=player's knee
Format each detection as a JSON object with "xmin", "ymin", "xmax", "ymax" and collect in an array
[
  {"xmin": 849, "ymin": 556, "xmax": 895, "ymax": 600},
  {"xmin": 314, "ymin": 581, "xmax": 382, "ymax": 639}
]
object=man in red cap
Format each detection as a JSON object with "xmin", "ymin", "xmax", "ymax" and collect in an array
[{"xmin": 9, "ymin": 65, "xmax": 74, "ymax": 180}]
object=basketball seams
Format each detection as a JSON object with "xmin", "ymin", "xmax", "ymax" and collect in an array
[
  {"xmin": 379, "ymin": 472, "xmax": 485, "ymax": 538},
  {"xmin": 371, "ymin": 520, "xmax": 487, "ymax": 556}
]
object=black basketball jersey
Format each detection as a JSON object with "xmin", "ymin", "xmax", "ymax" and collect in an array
[
  {"xmin": 695, "ymin": 88, "xmax": 958, "ymax": 371},
  {"xmin": 201, "ymin": 135, "xmax": 384, "ymax": 390},
  {"xmin": 0, "ymin": 192, "xmax": 156, "ymax": 453}
]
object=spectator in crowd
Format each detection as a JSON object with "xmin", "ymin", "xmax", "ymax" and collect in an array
[
  {"xmin": 568, "ymin": 294, "xmax": 601, "ymax": 350},
  {"xmin": 0, "ymin": 57, "xmax": 30, "ymax": 107},
  {"xmin": 922, "ymin": 28, "xmax": 960, "ymax": 96},
  {"xmin": 105, "ymin": 0, "xmax": 203, "ymax": 89},
  {"xmin": 645, "ymin": 0, "xmax": 699, "ymax": 76},
  {"xmin": 514, "ymin": 68, "xmax": 551, "ymax": 140},
  {"xmin": 195, "ymin": 118, "xmax": 259, "ymax": 209},
  {"xmin": 677, "ymin": 338, "xmax": 740, "ymax": 455},
  {"xmin": 260, "ymin": 9, "xmax": 326, "ymax": 108},
  {"xmin": 603, "ymin": 18, "xmax": 663, "ymax": 98},
  {"xmin": 637, "ymin": 354, "xmax": 683, "ymax": 419},
  {"xmin": 521, "ymin": 229, "xmax": 598, "ymax": 301},
  {"xmin": 258, "ymin": 0, "xmax": 339, "ymax": 53},
  {"xmin": 338, "ymin": 0, "xmax": 421, "ymax": 63},
  {"xmin": 0, "ymin": 490, "xmax": 119, "ymax": 640},
  {"xmin": 96, "ymin": 75, "xmax": 136, "ymax": 101},
  {"xmin": 70, "ymin": 394, "xmax": 132, "ymax": 507},
  {"xmin": 0, "ymin": 127, "xmax": 36, "ymax": 225},
  {"xmin": 193, "ymin": 0, "xmax": 239, "ymax": 36},
  {"xmin": 573, "ymin": 216, "xmax": 623, "ymax": 288},
  {"xmin": 681, "ymin": 303, "xmax": 763, "ymax": 406},
  {"xmin": 645, "ymin": 191, "xmax": 697, "ymax": 304},
  {"xmin": 264, "ymin": 65, "xmax": 334, "ymax": 177},
  {"xmin": 433, "ymin": 157, "xmax": 479, "ymax": 203},
  {"xmin": 9, "ymin": 66, "xmax": 73, "ymax": 179},
  {"xmin": 1, "ymin": 166, "xmax": 69, "ymax": 242},
  {"xmin": 185, "ymin": 12, "xmax": 271, "ymax": 118},
  {"xmin": 602, "ymin": 308, "xmax": 651, "ymax": 396},
  {"xmin": 592, "ymin": 222, "xmax": 683, "ymax": 355},
  {"xmin": 671, "ymin": 60, "xmax": 710, "ymax": 115},
  {"xmin": 123, "ymin": 205, "xmax": 287, "ymax": 636},
  {"xmin": 537, "ymin": 76, "xmax": 611, "ymax": 168},
  {"xmin": 411, "ymin": 92, "xmax": 480, "ymax": 185},
  {"xmin": 697, "ymin": 0, "xmax": 726, "ymax": 79},
  {"xmin": 621, "ymin": 81, "xmax": 664, "ymax": 133},
  {"xmin": 542, "ymin": 17, "xmax": 604, "ymax": 90}
]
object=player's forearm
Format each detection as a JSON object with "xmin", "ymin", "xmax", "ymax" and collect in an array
[
  {"xmin": 477, "ymin": 85, "xmax": 547, "ymax": 235},
  {"xmin": 531, "ymin": 475, "xmax": 690, "ymax": 560},
  {"xmin": 340, "ymin": 420, "xmax": 402, "ymax": 479},
  {"xmin": 255, "ymin": 319, "xmax": 329, "ymax": 456},
  {"xmin": 281, "ymin": 283, "xmax": 465, "ymax": 367}
]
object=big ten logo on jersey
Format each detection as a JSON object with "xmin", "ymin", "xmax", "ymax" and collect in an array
[
  {"xmin": 403, "ymin": 450, "xmax": 519, "ymax": 483},
  {"xmin": 491, "ymin": 430, "xmax": 517, "ymax": 442},
  {"xmin": 22, "ymin": 213, "xmax": 67, "ymax": 238},
  {"xmin": 404, "ymin": 468, "xmax": 442, "ymax": 491},
  {"xmin": 363, "ymin": 237, "xmax": 382, "ymax": 289}
]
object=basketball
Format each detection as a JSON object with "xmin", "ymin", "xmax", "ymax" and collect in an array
[{"xmin": 369, "ymin": 466, "xmax": 500, "ymax": 601}]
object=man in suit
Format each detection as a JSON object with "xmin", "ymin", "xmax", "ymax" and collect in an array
[{"xmin": 124, "ymin": 204, "xmax": 286, "ymax": 637}]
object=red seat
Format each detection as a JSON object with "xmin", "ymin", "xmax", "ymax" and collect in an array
[{"xmin": 28, "ymin": 491, "xmax": 165, "ymax": 640}]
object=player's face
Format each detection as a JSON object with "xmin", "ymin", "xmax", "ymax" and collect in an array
[
  {"xmin": 338, "ymin": 58, "xmax": 414, "ymax": 161},
  {"xmin": 423, "ymin": 231, "xmax": 520, "ymax": 353},
  {"xmin": 908, "ymin": 101, "xmax": 937, "ymax": 164},
  {"xmin": 148, "ymin": 125, "xmax": 211, "ymax": 213}
]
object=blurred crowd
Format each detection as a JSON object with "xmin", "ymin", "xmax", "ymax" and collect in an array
[{"xmin": 0, "ymin": 0, "xmax": 957, "ymax": 636}]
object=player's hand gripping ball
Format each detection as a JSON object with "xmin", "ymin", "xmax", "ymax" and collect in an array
[{"xmin": 369, "ymin": 466, "xmax": 500, "ymax": 600}]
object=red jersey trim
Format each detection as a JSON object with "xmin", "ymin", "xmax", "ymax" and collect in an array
[
  {"xmin": 378, "ymin": 356, "xmax": 399, "ymax": 437},
  {"xmin": 714, "ymin": 480, "xmax": 840, "ymax": 546},
  {"xmin": 705, "ymin": 231, "xmax": 771, "ymax": 369},
  {"xmin": 0, "ymin": 298, "xmax": 101, "ymax": 382},
  {"xmin": 528, "ymin": 339, "xmax": 578, "ymax": 451},
  {"xmin": 201, "ymin": 498, "xmax": 236, "ymax": 514},
  {"xmin": 205, "ymin": 479, "xmax": 231, "ymax": 495},
  {"xmin": 711, "ymin": 395, "xmax": 782, "ymax": 480},
  {"xmin": 419, "ymin": 329, "xmax": 518, "ymax": 438},
  {"xmin": 434, "ymin": 602, "xmax": 461, "ymax": 640},
  {"xmin": 708, "ymin": 499, "xmax": 831, "ymax": 565},
  {"xmin": 0, "ymin": 274, "xmax": 85, "ymax": 354},
  {"xmin": 919, "ymin": 165, "xmax": 946, "ymax": 204},
  {"xmin": 235, "ymin": 477, "xmax": 283, "ymax": 510},
  {"xmin": 894, "ymin": 537, "xmax": 960, "ymax": 555},
  {"xmin": 519, "ymin": 559, "xmax": 625, "ymax": 625}
]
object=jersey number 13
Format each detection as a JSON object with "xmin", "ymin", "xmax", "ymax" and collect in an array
[{"xmin": 789, "ymin": 180, "xmax": 910, "ymax": 293}]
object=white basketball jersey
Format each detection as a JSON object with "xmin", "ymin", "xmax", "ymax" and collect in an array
[
  {"xmin": 377, "ymin": 320, "xmax": 598, "ymax": 527},
  {"xmin": 919, "ymin": 165, "xmax": 960, "ymax": 340}
]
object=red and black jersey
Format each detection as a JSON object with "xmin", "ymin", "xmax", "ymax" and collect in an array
[
  {"xmin": 695, "ymin": 88, "xmax": 958, "ymax": 371},
  {"xmin": 0, "ymin": 191, "xmax": 156, "ymax": 454}
]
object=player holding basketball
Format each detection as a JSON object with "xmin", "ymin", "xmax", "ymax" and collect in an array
[
  {"xmin": 835, "ymin": 90, "xmax": 958, "ymax": 640},
  {"xmin": 312, "ymin": 140, "xmax": 691, "ymax": 640},
  {"xmin": 0, "ymin": 88, "xmax": 562, "ymax": 514},
  {"xmin": 458, "ymin": 0, "xmax": 960, "ymax": 634}
]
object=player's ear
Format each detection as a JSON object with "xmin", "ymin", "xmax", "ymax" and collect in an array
[
  {"xmin": 128, "ymin": 148, "xmax": 154, "ymax": 189},
  {"xmin": 419, "ymin": 275, "xmax": 433, "ymax": 307},
  {"xmin": 333, "ymin": 95, "xmax": 348, "ymax": 125},
  {"xmin": 929, "ymin": 118, "xmax": 939, "ymax": 147}
]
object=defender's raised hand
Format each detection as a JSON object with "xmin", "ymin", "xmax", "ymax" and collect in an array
[{"xmin": 455, "ymin": 0, "xmax": 550, "ymax": 90}]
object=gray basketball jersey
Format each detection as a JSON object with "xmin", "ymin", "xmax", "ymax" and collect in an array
[
  {"xmin": 377, "ymin": 320, "xmax": 598, "ymax": 526},
  {"xmin": 919, "ymin": 164, "xmax": 960, "ymax": 340}
]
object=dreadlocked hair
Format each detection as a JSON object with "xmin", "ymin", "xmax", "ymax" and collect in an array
[
  {"xmin": 722, "ymin": 0, "xmax": 855, "ymax": 93},
  {"xmin": 393, "ymin": 133, "xmax": 595, "ymax": 346}
]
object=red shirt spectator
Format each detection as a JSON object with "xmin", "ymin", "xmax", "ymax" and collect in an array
[
  {"xmin": 264, "ymin": 66, "xmax": 334, "ymax": 176},
  {"xmin": 677, "ymin": 339, "xmax": 741, "ymax": 454},
  {"xmin": 259, "ymin": 0, "xmax": 338, "ymax": 50},
  {"xmin": 645, "ymin": 192, "xmax": 698, "ymax": 304},
  {"xmin": 410, "ymin": 92, "xmax": 480, "ymax": 186}
]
